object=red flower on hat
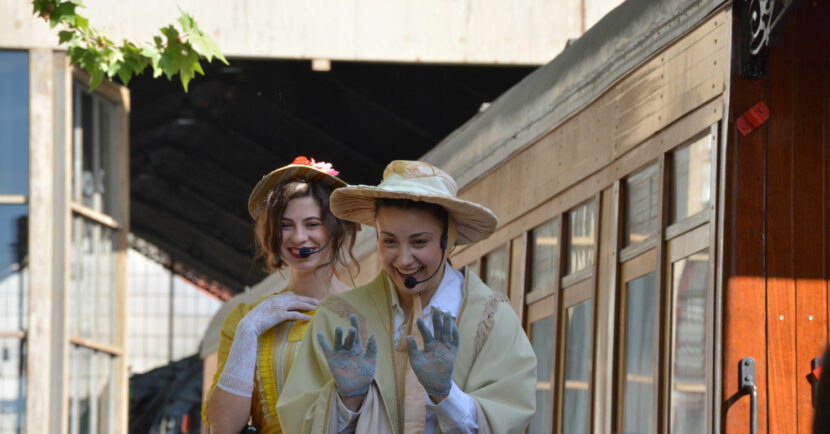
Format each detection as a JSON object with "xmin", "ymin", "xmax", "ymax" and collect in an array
[{"xmin": 291, "ymin": 156, "xmax": 340, "ymax": 176}]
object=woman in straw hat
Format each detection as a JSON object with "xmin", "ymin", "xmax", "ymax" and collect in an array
[
  {"xmin": 277, "ymin": 160, "xmax": 536, "ymax": 433},
  {"xmin": 203, "ymin": 157, "xmax": 358, "ymax": 434}
]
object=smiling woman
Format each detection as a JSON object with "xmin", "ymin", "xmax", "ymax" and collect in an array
[
  {"xmin": 277, "ymin": 160, "xmax": 537, "ymax": 434},
  {"xmin": 202, "ymin": 156, "xmax": 357, "ymax": 434}
]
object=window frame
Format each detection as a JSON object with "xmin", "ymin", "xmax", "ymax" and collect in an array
[
  {"xmin": 614, "ymin": 248, "xmax": 659, "ymax": 434},
  {"xmin": 526, "ymin": 293, "xmax": 557, "ymax": 434},
  {"xmin": 65, "ymin": 67, "xmax": 130, "ymax": 434},
  {"xmin": 555, "ymin": 193, "xmax": 599, "ymax": 434}
]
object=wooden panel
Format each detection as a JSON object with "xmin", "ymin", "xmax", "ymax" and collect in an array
[
  {"xmin": 0, "ymin": 194, "xmax": 27, "ymax": 204},
  {"xmin": 455, "ymin": 11, "xmax": 730, "ymax": 236},
  {"xmin": 764, "ymin": 7, "xmax": 798, "ymax": 431},
  {"xmin": 527, "ymin": 293, "xmax": 557, "ymax": 324},
  {"xmin": 791, "ymin": 3, "xmax": 828, "ymax": 431},
  {"xmin": 451, "ymin": 97, "xmax": 724, "ymax": 267},
  {"xmin": 115, "ymin": 83, "xmax": 131, "ymax": 434},
  {"xmin": 593, "ymin": 184, "xmax": 619, "ymax": 434},
  {"xmin": 666, "ymin": 223, "xmax": 709, "ymax": 261},
  {"xmin": 615, "ymin": 9, "xmax": 728, "ymax": 90},
  {"xmin": 621, "ymin": 248, "xmax": 657, "ymax": 283},
  {"xmin": 26, "ymin": 48, "xmax": 55, "ymax": 434},
  {"xmin": 55, "ymin": 52, "xmax": 73, "ymax": 434},
  {"xmin": 509, "ymin": 233, "xmax": 528, "ymax": 318},
  {"xmin": 68, "ymin": 336, "xmax": 123, "ymax": 356},
  {"xmin": 722, "ymin": 65, "xmax": 768, "ymax": 434},
  {"xmin": 614, "ymin": 44, "xmax": 727, "ymax": 151}
]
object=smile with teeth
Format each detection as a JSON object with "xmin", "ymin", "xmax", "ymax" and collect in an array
[{"xmin": 395, "ymin": 266, "xmax": 424, "ymax": 279}]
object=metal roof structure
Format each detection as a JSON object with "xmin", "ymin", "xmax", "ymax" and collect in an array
[{"xmin": 129, "ymin": 59, "xmax": 534, "ymax": 293}]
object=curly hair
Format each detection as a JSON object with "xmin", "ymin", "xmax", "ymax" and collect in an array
[{"xmin": 254, "ymin": 179, "xmax": 357, "ymax": 274}]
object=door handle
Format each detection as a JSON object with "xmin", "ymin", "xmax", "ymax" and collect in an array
[{"xmin": 739, "ymin": 357, "xmax": 757, "ymax": 434}]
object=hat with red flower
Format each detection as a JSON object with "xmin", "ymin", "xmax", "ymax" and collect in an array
[{"xmin": 248, "ymin": 156, "xmax": 346, "ymax": 219}]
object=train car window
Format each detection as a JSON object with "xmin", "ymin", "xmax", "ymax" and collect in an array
[
  {"xmin": 669, "ymin": 249, "xmax": 710, "ymax": 434},
  {"xmin": 560, "ymin": 296, "xmax": 593, "ymax": 434},
  {"xmin": 482, "ymin": 243, "xmax": 509, "ymax": 295},
  {"xmin": 567, "ymin": 201, "xmax": 596, "ymax": 275},
  {"xmin": 528, "ymin": 311, "xmax": 555, "ymax": 434},
  {"xmin": 624, "ymin": 164, "xmax": 659, "ymax": 246},
  {"xmin": 621, "ymin": 271, "xmax": 658, "ymax": 434},
  {"xmin": 529, "ymin": 217, "xmax": 560, "ymax": 295},
  {"xmin": 670, "ymin": 134, "xmax": 713, "ymax": 224}
]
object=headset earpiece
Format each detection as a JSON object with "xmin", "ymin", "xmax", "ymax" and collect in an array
[{"xmin": 440, "ymin": 233, "xmax": 448, "ymax": 250}]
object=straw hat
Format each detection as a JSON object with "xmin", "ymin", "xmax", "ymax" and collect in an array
[
  {"xmin": 248, "ymin": 156, "xmax": 346, "ymax": 219},
  {"xmin": 329, "ymin": 160, "xmax": 497, "ymax": 245}
]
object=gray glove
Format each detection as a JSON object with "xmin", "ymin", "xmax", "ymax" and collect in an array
[
  {"xmin": 405, "ymin": 309, "xmax": 460, "ymax": 397},
  {"xmin": 318, "ymin": 314, "xmax": 378, "ymax": 397}
]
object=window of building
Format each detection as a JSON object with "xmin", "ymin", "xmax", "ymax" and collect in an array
[
  {"xmin": 618, "ymin": 251, "xmax": 658, "ymax": 434},
  {"xmin": 670, "ymin": 134, "xmax": 713, "ymax": 224},
  {"xmin": 67, "ymin": 80, "xmax": 128, "ymax": 434},
  {"xmin": 560, "ymin": 294, "xmax": 593, "ymax": 434},
  {"xmin": 624, "ymin": 164, "xmax": 659, "ymax": 247},
  {"xmin": 0, "ymin": 49, "xmax": 28, "ymax": 434},
  {"xmin": 612, "ymin": 126, "xmax": 716, "ymax": 434},
  {"xmin": 0, "ymin": 50, "xmax": 29, "ymax": 197},
  {"xmin": 528, "ymin": 217, "xmax": 559, "ymax": 297},
  {"xmin": 527, "ymin": 301, "xmax": 555, "ymax": 434},
  {"xmin": 567, "ymin": 201, "xmax": 596, "ymax": 276},
  {"xmin": 482, "ymin": 243, "xmax": 509, "ymax": 295},
  {"xmin": 669, "ymin": 246, "xmax": 710, "ymax": 434}
]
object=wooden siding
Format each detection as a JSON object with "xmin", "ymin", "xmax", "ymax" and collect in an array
[
  {"xmin": 452, "ymin": 8, "xmax": 730, "ymax": 266},
  {"xmin": 723, "ymin": 1, "xmax": 830, "ymax": 433}
]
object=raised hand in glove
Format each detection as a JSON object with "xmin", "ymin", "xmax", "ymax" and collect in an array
[
  {"xmin": 405, "ymin": 309, "xmax": 460, "ymax": 400},
  {"xmin": 217, "ymin": 291, "xmax": 318, "ymax": 397},
  {"xmin": 318, "ymin": 314, "xmax": 378, "ymax": 398}
]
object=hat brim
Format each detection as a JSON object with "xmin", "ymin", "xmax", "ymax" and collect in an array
[
  {"xmin": 330, "ymin": 185, "xmax": 497, "ymax": 245},
  {"xmin": 248, "ymin": 165, "xmax": 346, "ymax": 218}
]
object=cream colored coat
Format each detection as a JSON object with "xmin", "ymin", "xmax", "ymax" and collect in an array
[{"xmin": 276, "ymin": 268, "xmax": 537, "ymax": 433}]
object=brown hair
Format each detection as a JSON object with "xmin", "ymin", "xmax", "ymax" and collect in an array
[
  {"xmin": 255, "ymin": 179, "xmax": 357, "ymax": 273},
  {"xmin": 374, "ymin": 198, "xmax": 449, "ymax": 233}
]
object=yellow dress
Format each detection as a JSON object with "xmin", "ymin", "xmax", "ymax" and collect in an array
[{"xmin": 201, "ymin": 290, "xmax": 315, "ymax": 434}]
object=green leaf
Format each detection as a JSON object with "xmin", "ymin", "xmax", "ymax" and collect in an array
[
  {"xmin": 178, "ymin": 47, "xmax": 201, "ymax": 91},
  {"xmin": 158, "ymin": 43, "xmax": 184, "ymax": 80},
  {"xmin": 140, "ymin": 44, "xmax": 162, "ymax": 78},
  {"xmin": 179, "ymin": 11, "xmax": 228, "ymax": 65},
  {"xmin": 53, "ymin": 2, "xmax": 76, "ymax": 25},
  {"xmin": 117, "ymin": 64, "xmax": 134, "ymax": 86},
  {"xmin": 58, "ymin": 30, "xmax": 74, "ymax": 44},
  {"xmin": 176, "ymin": 10, "xmax": 194, "ymax": 33},
  {"xmin": 74, "ymin": 15, "xmax": 89, "ymax": 31},
  {"xmin": 88, "ymin": 67, "xmax": 105, "ymax": 91},
  {"xmin": 160, "ymin": 25, "xmax": 180, "ymax": 44}
]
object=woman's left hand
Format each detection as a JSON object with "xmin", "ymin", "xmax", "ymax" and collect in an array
[{"xmin": 405, "ymin": 309, "xmax": 460, "ymax": 400}]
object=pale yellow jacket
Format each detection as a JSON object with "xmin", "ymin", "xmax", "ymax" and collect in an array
[
  {"xmin": 201, "ymin": 289, "xmax": 315, "ymax": 434},
  {"xmin": 276, "ymin": 268, "xmax": 537, "ymax": 433}
]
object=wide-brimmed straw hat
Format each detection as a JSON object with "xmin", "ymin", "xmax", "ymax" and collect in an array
[
  {"xmin": 248, "ymin": 156, "xmax": 346, "ymax": 219},
  {"xmin": 329, "ymin": 160, "xmax": 497, "ymax": 245}
]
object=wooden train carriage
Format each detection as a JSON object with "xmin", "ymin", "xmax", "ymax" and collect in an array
[{"xmin": 348, "ymin": 0, "xmax": 828, "ymax": 432}]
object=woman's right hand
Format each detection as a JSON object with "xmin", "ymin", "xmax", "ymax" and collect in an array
[
  {"xmin": 318, "ymin": 314, "xmax": 378, "ymax": 400},
  {"xmin": 238, "ymin": 291, "xmax": 319, "ymax": 337}
]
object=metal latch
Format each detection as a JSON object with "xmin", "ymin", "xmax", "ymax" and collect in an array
[{"xmin": 739, "ymin": 357, "xmax": 757, "ymax": 434}]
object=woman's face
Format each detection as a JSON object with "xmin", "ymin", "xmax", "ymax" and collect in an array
[
  {"xmin": 280, "ymin": 196, "xmax": 331, "ymax": 271},
  {"xmin": 376, "ymin": 206, "xmax": 445, "ymax": 297}
]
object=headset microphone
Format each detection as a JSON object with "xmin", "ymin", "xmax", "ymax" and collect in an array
[
  {"xmin": 298, "ymin": 238, "xmax": 332, "ymax": 258},
  {"xmin": 403, "ymin": 233, "xmax": 448, "ymax": 289}
]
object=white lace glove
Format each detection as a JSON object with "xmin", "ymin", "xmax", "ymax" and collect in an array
[{"xmin": 216, "ymin": 291, "xmax": 318, "ymax": 397}]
